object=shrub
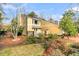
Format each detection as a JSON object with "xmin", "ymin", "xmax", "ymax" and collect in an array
[
  {"xmin": 69, "ymin": 52, "xmax": 79, "ymax": 56},
  {"xmin": 46, "ymin": 34, "xmax": 59, "ymax": 41},
  {"xmin": 43, "ymin": 39, "xmax": 75, "ymax": 56},
  {"xmin": 26, "ymin": 35, "xmax": 44, "ymax": 44},
  {"xmin": 43, "ymin": 40, "xmax": 49, "ymax": 50},
  {"xmin": 67, "ymin": 43, "xmax": 79, "ymax": 56},
  {"xmin": 47, "ymin": 34, "xmax": 53, "ymax": 39},
  {"xmin": 43, "ymin": 48, "xmax": 64, "ymax": 56},
  {"xmin": 0, "ymin": 30, "xmax": 6, "ymax": 40},
  {"xmin": 17, "ymin": 26, "xmax": 24, "ymax": 36},
  {"xmin": 50, "ymin": 49, "xmax": 64, "ymax": 56},
  {"xmin": 37, "ymin": 33, "xmax": 44, "ymax": 39},
  {"xmin": 26, "ymin": 35, "xmax": 37, "ymax": 44},
  {"xmin": 37, "ymin": 33, "xmax": 45, "ymax": 43},
  {"xmin": 70, "ymin": 43, "xmax": 79, "ymax": 49},
  {"xmin": 42, "ymin": 34, "xmax": 59, "ymax": 50},
  {"xmin": 52, "ymin": 34, "xmax": 59, "ymax": 39}
]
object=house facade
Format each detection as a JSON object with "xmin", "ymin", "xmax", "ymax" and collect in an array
[
  {"xmin": 18, "ymin": 14, "xmax": 62, "ymax": 36},
  {"xmin": 18, "ymin": 14, "xmax": 42, "ymax": 36},
  {"xmin": 26, "ymin": 16, "xmax": 42, "ymax": 36}
]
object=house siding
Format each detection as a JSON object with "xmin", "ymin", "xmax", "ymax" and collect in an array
[{"xmin": 18, "ymin": 14, "xmax": 62, "ymax": 36}]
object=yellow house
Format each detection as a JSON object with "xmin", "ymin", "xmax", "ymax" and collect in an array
[
  {"xmin": 18, "ymin": 14, "xmax": 41, "ymax": 36},
  {"xmin": 18, "ymin": 14, "xmax": 62, "ymax": 36},
  {"xmin": 26, "ymin": 16, "xmax": 41, "ymax": 36}
]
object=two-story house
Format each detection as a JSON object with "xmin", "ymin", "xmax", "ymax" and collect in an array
[
  {"xmin": 26, "ymin": 16, "xmax": 42, "ymax": 36},
  {"xmin": 18, "ymin": 14, "xmax": 42, "ymax": 36},
  {"xmin": 18, "ymin": 14, "xmax": 62, "ymax": 36}
]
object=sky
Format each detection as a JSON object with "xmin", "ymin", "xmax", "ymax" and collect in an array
[{"xmin": 1, "ymin": 3, "xmax": 79, "ymax": 24}]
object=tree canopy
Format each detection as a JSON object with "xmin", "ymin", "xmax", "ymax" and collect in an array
[
  {"xmin": 28, "ymin": 11, "xmax": 37, "ymax": 17},
  {"xmin": 59, "ymin": 10, "xmax": 78, "ymax": 36}
]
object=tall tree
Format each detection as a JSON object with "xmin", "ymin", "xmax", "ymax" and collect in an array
[
  {"xmin": 0, "ymin": 4, "xmax": 5, "ymax": 31},
  {"xmin": 0, "ymin": 11, "xmax": 3, "ymax": 23},
  {"xmin": 59, "ymin": 10, "xmax": 78, "ymax": 36},
  {"xmin": 28, "ymin": 11, "xmax": 37, "ymax": 17}
]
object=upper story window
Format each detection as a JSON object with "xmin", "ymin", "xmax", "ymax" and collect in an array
[{"xmin": 35, "ymin": 20, "xmax": 38, "ymax": 24}]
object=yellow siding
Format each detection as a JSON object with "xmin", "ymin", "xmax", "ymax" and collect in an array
[
  {"xmin": 41, "ymin": 20, "xmax": 61, "ymax": 34},
  {"xmin": 18, "ymin": 14, "xmax": 61, "ymax": 35},
  {"xmin": 27, "ymin": 17, "xmax": 34, "ymax": 31}
]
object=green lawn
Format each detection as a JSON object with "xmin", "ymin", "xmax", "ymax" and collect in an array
[{"xmin": 0, "ymin": 44, "xmax": 44, "ymax": 56}]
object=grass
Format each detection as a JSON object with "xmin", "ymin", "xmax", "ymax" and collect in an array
[
  {"xmin": 0, "ymin": 36, "xmax": 76, "ymax": 56},
  {"xmin": 0, "ymin": 44, "xmax": 44, "ymax": 56}
]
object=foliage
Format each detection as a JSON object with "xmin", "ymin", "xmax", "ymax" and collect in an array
[
  {"xmin": 37, "ymin": 34, "xmax": 59, "ymax": 50},
  {"xmin": 0, "ymin": 4, "xmax": 4, "ymax": 23},
  {"xmin": 47, "ymin": 34, "xmax": 59, "ymax": 41},
  {"xmin": 0, "ymin": 4, "xmax": 4, "ymax": 33},
  {"xmin": 11, "ymin": 17, "xmax": 18, "ymax": 39},
  {"xmin": 26, "ymin": 35, "xmax": 37, "ymax": 44},
  {"xmin": 37, "ymin": 33, "xmax": 44, "ymax": 39},
  {"xmin": 43, "ymin": 47, "xmax": 64, "ymax": 56},
  {"xmin": 70, "ymin": 43, "xmax": 79, "ymax": 49},
  {"xmin": 28, "ymin": 11, "xmax": 37, "ymax": 17},
  {"xmin": 43, "ymin": 39, "xmax": 76, "ymax": 56},
  {"xmin": 26, "ymin": 34, "xmax": 45, "ymax": 44},
  {"xmin": 75, "ymin": 19, "xmax": 79, "ymax": 33},
  {"xmin": 69, "ymin": 52, "xmax": 79, "ymax": 56},
  {"xmin": 49, "ymin": 49, "xmax": 64, "ymax": 56},
  {"xmin": 26, "ymin": 33, "xmax": 59, "ymax": 44},
  {"xmin": 0, "ymin": 30, "xmax": 6, "ymax": 39},
  {"xmin": 59, "ymin": 10, "xmax": 78, "ymax": 36},
  {"xmin": 0, "ymin": 4, "xmax": 8, "ymax": 39},
  {"xmin": 37, "ymin": 33, "xmax": 45, "ymax": 42},
  {"xmin": 17, "ymin": 26, "xmax": 24, "ymax": 36},
  {"xmin": 0, "ymin": 12, "xmax": 3, "ymax": 23},
  {"xmin": 67, "ymin": 43, "xmax": 79, "ymax": 56}
]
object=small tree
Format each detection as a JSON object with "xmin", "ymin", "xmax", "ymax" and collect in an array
[
  {"xmin": 59, "ymin": 10, "xmax": 78, "ymax": 36},
  {"xmin": 11, "ymin": 17, "xmax": 18, "ymax": 39}
]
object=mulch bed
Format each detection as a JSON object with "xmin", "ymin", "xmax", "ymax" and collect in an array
[{"xmin": 0, "ymin": 36, "xmax": 25, "ymax": 48}]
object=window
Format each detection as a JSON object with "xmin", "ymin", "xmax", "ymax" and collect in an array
[{"xmin": 35, "ymin": 20, "xmax": 38, "ymax": 24}]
